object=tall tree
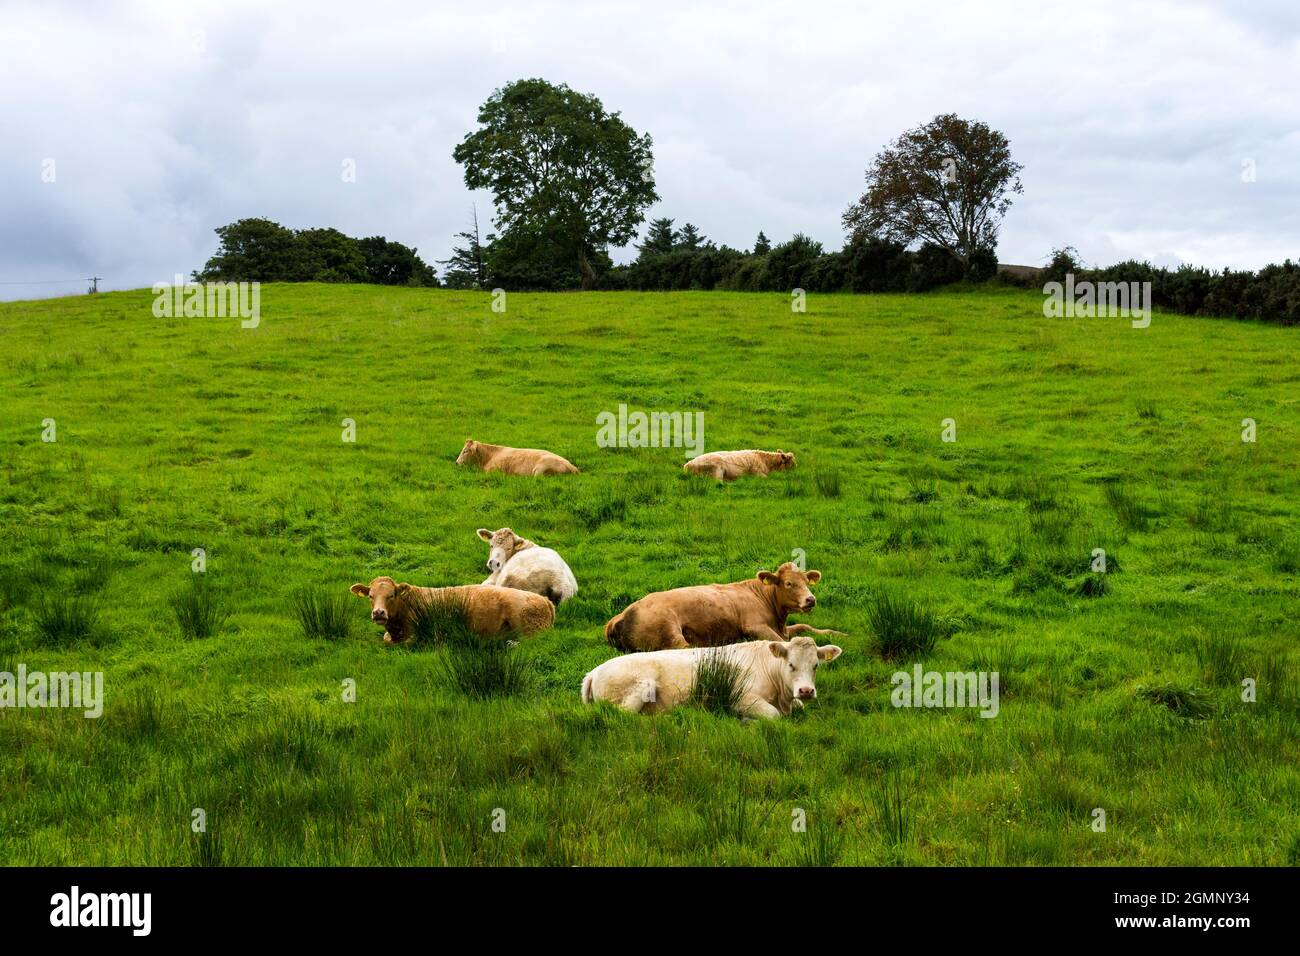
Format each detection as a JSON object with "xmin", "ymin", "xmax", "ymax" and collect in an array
[
  {"xmin": 752, "ymin": 230, "xmax": 771, "ymax": 255},
  {"xmin": 677, "ymin": 222, "xmax": 707, "ymax": 251},
  {"xmin": 842, "ymin": 113, "xmax": 1023, "ymax": 268},
  {"xmin": 453, "ymin": 78, "xmax": 658, "ymax": 290},
  {"xmin": 637, "ymin": 217, "xmax": 678, "ymax": 259}
]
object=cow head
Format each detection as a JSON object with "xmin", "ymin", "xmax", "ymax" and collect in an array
[
  {"xmin": 476, "ymin": 527, "xmax": 526, "ymax": 573},
  {"xmin": 455, "ymin": 439, "xmax": 479, "ymax": 466},
  {"xmin": 349, "ymin": 576, "xmax": 411, "ymax": 626},
  {"xmin": 771, "ymin": 449, "xmax": 796, "ymax": 471},
  {"xmin": 756, "ymin": 561, "xmax": 822, "ymax": 613},
  {"xmin": 769, "ymin": 635, "xmax": 842, "ymax": 701}
]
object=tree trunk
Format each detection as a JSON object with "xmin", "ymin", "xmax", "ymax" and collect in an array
[{"xmin": 577, "ymin": 248, "xmax": 595, "ymax": 291}]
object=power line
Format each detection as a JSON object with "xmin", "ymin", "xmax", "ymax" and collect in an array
[{"xmin": 0, "ymin": 278, "xmax": 93, "ymax": 285}]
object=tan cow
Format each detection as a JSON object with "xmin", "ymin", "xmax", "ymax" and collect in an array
[
  {"xmin": 455, "ymin": 439, "xmax": 579, "ymax": 476},
  {"xmin": 349, "ymin": 576, "xmax": 554, "ymax": 643},
  {"xmin": 603, "ymin": 561, "xmax": 843, "ymax": 652},
  {"xmin": 683, "ymin": 449, "xmax": 795, "ymax": 480},
  {"xmin": 582, "ymin": 636, "xmax": 844, "ymax": 718}
]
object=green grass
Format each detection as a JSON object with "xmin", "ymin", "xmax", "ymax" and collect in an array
[{"xmin": 0, "ymin": 282, "xmax": 1298, "ymax": 865}]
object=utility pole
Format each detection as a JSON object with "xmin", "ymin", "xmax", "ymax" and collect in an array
[{"xmin": 88, "ymin": 276, "xmax": 101, "ymax": 294}]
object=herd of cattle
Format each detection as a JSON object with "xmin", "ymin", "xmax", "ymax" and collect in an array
[{"xmin": 348, "ymin": 439, "xmax": 843, "ymax": 720}]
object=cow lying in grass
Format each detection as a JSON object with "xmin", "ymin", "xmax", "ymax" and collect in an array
[
  {"xmin": 476, "ymin": 527, "xmax": 577, "ymax": 604},
  {"xmin": 456, "ymin": 439, "xmax": 579, "ymax": 476},
  {"xmin": 683, "ymin": 449, "xmax": 795, "ymax": 480},
  {"xmin": 604, "ymin": 561, "xmax": 842, "ymax": 651},
  {"xmin": 349, "ymin": 576, "xmax": 554, "ymax": 643},
  {"xmin": 582, "ymin": 635, "xmax": 843, "ymax": 718}
]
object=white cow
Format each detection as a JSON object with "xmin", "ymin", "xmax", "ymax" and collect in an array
[
  {"xmin": 581, "ymin": 636, "xmax": 843, "ymax": 719},
  {"xmin": 476, "ymin": 527, "xmax": 578, "ymax": 605}
]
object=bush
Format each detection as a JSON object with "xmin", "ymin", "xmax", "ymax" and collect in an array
[{"xmin": 866, "ymin": 591, "xmax": 946, "ymax": 659}]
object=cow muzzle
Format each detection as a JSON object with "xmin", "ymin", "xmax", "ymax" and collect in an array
[
  {"xmin": 802, "ymin": 596, "xmax": 816, "ymax": 610},
  {"xmin": 371, "ymin": 609, "xmax": 388, "ymax": 623},
  {"xmin": 796, "ymin": 686, "xmax": 816, "ymax": 700}
]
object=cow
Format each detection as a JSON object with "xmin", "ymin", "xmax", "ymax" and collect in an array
[
  {"xmin": 603, "ymin": 561, "xmax": 843, "ymax": 652},
  {"xmin": 455, "ymin": 439, "xmax": 579, "ymax": 476},
  {"xmin": 683, "ymin": 449, "xmax": 796, "ymax": 480},
  {"xmin": 476, "ymin": 527, "xmax": 578, "ymax": 605},
  {"xmin": 581, "ymin": 636, "xmax": 844, "ymax": 718},
  {"xmin": 348, "ymin": 576, "xmax": 554, "ymax": 643}
]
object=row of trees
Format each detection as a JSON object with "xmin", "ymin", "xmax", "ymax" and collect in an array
[
  {"xmin": 1024, "ymin": 248, "xmax": 1300, "ymax": 326},
  {"xmin": 195, "ymin": 218, "xmax": 437, "ymax": 286},
  {"xmin": 445, "ymin": 78, "xmax": 1020, "ymax": 292}
]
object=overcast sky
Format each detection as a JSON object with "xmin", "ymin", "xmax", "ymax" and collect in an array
[{"xmin": 2, "ymin": 0, "xmax": 1297, "ymax": 299}]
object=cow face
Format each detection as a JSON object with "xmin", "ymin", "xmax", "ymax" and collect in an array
[
  {"xmin": 756, "ymin": 561, "xmax": 822, "ymax": 613},
  {"xmin": 455, "ymin": 439, "xmax": 479, "ymax": 466},
  {"xmin": 769, "ymin": 635, "xmax": 842, "ymax": 701},
  {"xmin": 349, "ymin": 576, "xmax": 410, "ymax": 625},
  {"xmin": 476, "ymin": 527, "xmax": 524, "ymax": 573},
  {"xmin": 772, "ymin": 449, "xmax": 796, "ymax": 471}
]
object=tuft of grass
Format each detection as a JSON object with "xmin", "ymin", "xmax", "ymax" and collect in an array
[
  {"xmin": 872, "ymin": 769, "xmax": 912, "ymax": 860},
  {"xmin": 170, "ymin": 578, "xmax": 229, "ymax": 639},
  {"xmin": 1191, "ymin": 629, "xmax": 1244, "ymax": 686},
  {"xmin": 689, "ymin": 648, "xmax": 749, "ymax": 716},
  {"xmin": 866, "ymin": 591, "xmax": 945, "ymax": 659},
  {"xmin": 1136, "ymin": 681, "xmax": 1212, "ymax": 719},
  {"xmin": 33, "ymin": 592, "xmax": 101, "ymax": 645},
  {"xmin": 1103, "ymin": 482, "xmax": 1150, "ymax": 532},
  {"xmin": 813, "ymin": 469, "xmax": 842, "ymax": 498},
  {"xmin": 1071, "ymin": 573, "xmax": 1110, "ymax": 598},
  {"xmin": 573, "ymin": 491, "xmax": 628, "ymax": 530},
  {"xmin": 407, "ymin": 592, "xmax": 478, "ymax": 648},
  {"xmin": 440, "ymin": 636, "xmax": 534, "ymax": 698},
  {"xmin": 292, "ymin": 587, "xmax": 354, "ymax": 640},
  {"xmin": 794, "ymin": 814, "xmax": 845, "ymax": 867}
]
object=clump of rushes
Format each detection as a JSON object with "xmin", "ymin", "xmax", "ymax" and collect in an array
[
  {"xmin": 292, "ymin": 587, "xmax": 354, "ymax": 640},
  {"xmin": 689, "ymin": 648, "xmax": 749, "ymax": 715}
]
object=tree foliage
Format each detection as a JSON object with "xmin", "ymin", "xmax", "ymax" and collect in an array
[
  {"xmin": 452, "ymin": 78, "xmax": 657, "ymax": 289},
  {"xmin": 843, "ymin": 113, "xmax": 1022, "ymax": 267}
]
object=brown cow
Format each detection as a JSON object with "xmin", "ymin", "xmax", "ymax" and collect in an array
[
  {"xmin": 603, "ymin": 561, "xmax": 843, "ymax": 652},
  {"xmin": 683, "ymin": 449, "xmax": 795, "ymax": 480},
  {"xmin": 349, "ymin": 576, "xmax": 554, "ymax": 644},
  {"xmin": 455, "ymin": 439, "xmax": 579, "ymax": 476}
]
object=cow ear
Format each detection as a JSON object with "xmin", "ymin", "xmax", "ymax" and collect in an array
[
  {"xmin": 817, "ymin": 644, "xmax": 843, "ymax": 662},
  {"xmin": 395, "ymin": 583, "xmax": 411, "ymax": 596},
  {"xmin": 476, "ymin": 528, "xmax": 493, "ymax": 541},
  {"xmin": 757, "ymin": 570, "xmax": 779, "ymax": 585},
  {"xmin": 806, "ymin": 570, "xmax": 822, "ymax": 585},
  {"xmin": 768, "ymin": 641, "xmax": 789, "ymax": 659},
  {"xmin": 349, "ymin": 584, "xmax": 370, "ymax": 598}
]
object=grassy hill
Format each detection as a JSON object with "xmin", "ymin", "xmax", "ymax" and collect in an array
[{"xmin": 1, "ymin": 282, "xmax": 1297, "ymax": 865}]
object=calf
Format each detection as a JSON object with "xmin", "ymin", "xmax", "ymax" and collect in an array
[
  {"xmin": 456, "ymin": 439, "xmax": 579, "ymax": 476},
  {"xmin": 349, "ymin": 576, "xmax": 554, "ymax": 643},
  {"xmin": 604, "ymin": 561, "xmax": 842, "ymax": 651},
  {"xmin": 477, "ymin": 527, "xmax": 578, "ymax": 604},
  {"xmin": 683, "ymin": 449, "xmax": 795, "ymax": 480},
  {"xmin": 582, "ymin": 636, "xmax": 844, "ymax": 718}
]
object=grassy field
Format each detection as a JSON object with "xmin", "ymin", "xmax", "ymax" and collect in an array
[{"xmin": 1, "ymin": 282, "xmax": 1298, "ymax": 866}]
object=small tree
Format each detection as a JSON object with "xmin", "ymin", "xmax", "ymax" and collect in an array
[
  {"xmin": 843, "ymin": 114, "xmax": 1023, "ymax": 269},
  {"xmin": 453, "ymin": 78, "xmax": 658, "ymax": 290},
  {"xmin": 440, "ymin": 206, "xmax": 490, "ymax": 289},
  {"xmin": 677, "ymin": 222, "xmax": 707, "ymax": 251},
  {"xmin": 752, "ymin": 231, "xmax": 771, "ymax": 255}
]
